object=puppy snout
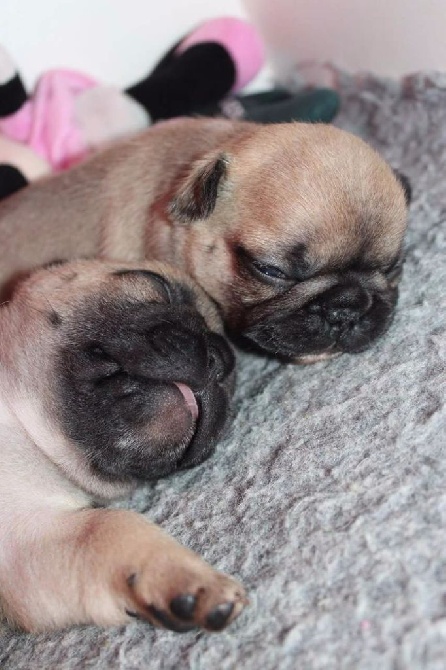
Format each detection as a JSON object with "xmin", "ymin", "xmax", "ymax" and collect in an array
[{"xmin": 310, "ymin": 283, "xmax": 373, "ymax": 328}]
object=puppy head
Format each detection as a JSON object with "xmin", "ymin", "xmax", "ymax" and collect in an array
[
  {"xmin": 1, "ymin": 260, "xmax": 235, "ymax": 487},
  {"xmin": 169, "ymin": 122, "xmax": 410, "ymax": 362}
]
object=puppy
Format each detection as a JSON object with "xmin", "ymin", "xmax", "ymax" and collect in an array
[
  {"xmin": 0, "ymin": 118, "xmax": 411, "ymax": 362},
  {"xmin": 0, "ymin": 259, "xmax": 247, "ymax": 632}
]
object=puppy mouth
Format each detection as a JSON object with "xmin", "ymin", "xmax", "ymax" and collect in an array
[
  {"xmin": 293, "ymin": 351, "xmax": 342, "ymax": 365},
  {"xmin": 236, "ymin": 284, "xmax": 398, "ymax": 361}
]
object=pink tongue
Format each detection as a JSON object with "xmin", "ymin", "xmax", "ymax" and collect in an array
[{"xmin": 174, "ymin": 383, "xmax": 199, "ymax": 421}]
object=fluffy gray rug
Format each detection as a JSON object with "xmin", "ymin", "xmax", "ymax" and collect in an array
[{"xmin": 1, "ymin": 70, "xmax": 445, "ymax": 669}]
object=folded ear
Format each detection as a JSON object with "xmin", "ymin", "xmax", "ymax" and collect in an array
[
  {"xmin": 169, "ymin": 153, "xmax": 229, "ymax": 223},
  {"xmin": 393, "ymin": 169, "xmax": 412, "ymax": 206}
]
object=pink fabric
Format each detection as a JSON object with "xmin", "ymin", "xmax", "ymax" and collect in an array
[
  {"xmin": 0, "ymin": 69, "xmax": 97, "ymax": 171},
  {"xmin": 177, "ymin": 17, "xmax": 265, "ymax": 93}
]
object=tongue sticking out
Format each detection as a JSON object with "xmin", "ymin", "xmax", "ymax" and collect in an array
[{"xmin": 174, "ymin": 383, "xmax": 199, "ymax": 421}]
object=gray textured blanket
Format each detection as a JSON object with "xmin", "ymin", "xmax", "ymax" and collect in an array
[{"xmin": 1, "ymin": 70, "xmax": 445, "ymax": 669}]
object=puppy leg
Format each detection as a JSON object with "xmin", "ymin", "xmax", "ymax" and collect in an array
[{"xmin": 1, "ymin": 507, "xmax": 247, "ymax": 633}]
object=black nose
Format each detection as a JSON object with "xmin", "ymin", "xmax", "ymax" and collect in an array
[{"xmin": 308, "ymin": 283, "xmax": 373, "ymax": 327}]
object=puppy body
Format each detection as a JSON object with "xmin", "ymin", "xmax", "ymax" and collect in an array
[
  {"xmin": 0, "ymin": 260, "xmax": 246, "ymax": 632},
  {"xmin": 0, "ymin": 118, "xmax": 236, "ymax": 281},
  {"xmin": 0, "ymin": 118, "xmax": 409, "ymax": 360}
]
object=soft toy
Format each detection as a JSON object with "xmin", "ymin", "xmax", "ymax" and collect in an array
[
  {"xmin": 0, "ymin": 18, "xmax": 264, "ymax": 177},
  {"xmin": 0, "ymin": 16, "xmax": 340, "ymax": 202}
]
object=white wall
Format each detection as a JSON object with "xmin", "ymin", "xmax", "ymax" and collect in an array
[
  {"xmin": 2, "ymin": 0, "xmax": 248, "ymax": 89},
  {"xmin": 2, "ymin": 0, "xmax": 446, "ymax": 91},
  {"xmin": 245, "ymin": 0, "xmax": 446, "ymax": 79}
]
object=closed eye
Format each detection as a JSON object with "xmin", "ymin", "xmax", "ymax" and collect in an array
[
  {"xmin": 250, "ymin": 260, "xmax": 288, "ymax": 280},
  {"xmin": 235, "ymin": 245, "xmax": 292, "ymax": 283},
  {"xmin": 384, "ymin": 255, "xmax": 405, "ymax": 281},
  {"xmin": 113, "ymin": 269, "xmax": 172, "ymax": 302}
]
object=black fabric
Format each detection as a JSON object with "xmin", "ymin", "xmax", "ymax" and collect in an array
[
  {"xmin": 125, "ymin": 42, "xmax": 236, "ymax": 121},
  {"xmin": 0, "ymin": 73, "xmax": 27, "ymax": 117},
  {"xmin": 195, "ymin": 88, "xmax": 341, "ymax": 125},
  {"xmin": 0, "ymin": 164, "xmax": 28, "ymax": 200},
  {"xmin": 146, "ymin": 38, "xmax": 183, "ymax": 78}
]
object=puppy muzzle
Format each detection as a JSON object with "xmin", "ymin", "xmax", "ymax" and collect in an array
[
  {"xmin": 56, "ymin": 306, "xmax": 235, "ymax": 482},
  {"xmin": 240, "ymin": 279, "xmax": 398, "ymax": 361}
]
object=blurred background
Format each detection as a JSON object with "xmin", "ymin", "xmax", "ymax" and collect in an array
[{"xmin": 3, "ymin": 0, "xmax": 446, "ymax": 90}]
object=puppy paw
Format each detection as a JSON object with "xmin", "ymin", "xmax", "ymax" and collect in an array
[
  {"xmin": 123, "ymin": 559, "xmax": 248, "ymax": 633},
  {"xmin": 0, "ymin": 510, "xmax": 247, "ymax": 633}
]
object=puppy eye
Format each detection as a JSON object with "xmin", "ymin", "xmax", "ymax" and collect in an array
[
  {"xmin": 113, "ymin": 269, "xmax": 172, "ymax": 302},
  {"xmin": 142, "ymin": 271, "xmax": 173, "ymax": 302},
  {"xmin": 234, "ymin": 245, "xmax": 291, "ymax": 283},
  {"xmin": 251, "ymin": 261, "xmax": 288, "ymax": 280},
  {"xmin": 384, "ymin": 256, "xmax": 404, "ymax": 281}
]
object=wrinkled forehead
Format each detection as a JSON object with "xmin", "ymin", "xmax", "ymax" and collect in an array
[{"xmin": 232, "ymin": 131, "xmax": 407, "ymax": 268}]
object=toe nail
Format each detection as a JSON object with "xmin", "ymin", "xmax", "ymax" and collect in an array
[
  {"xmin": 170, "ymin": 594, "xmax": 196, "ymax": 621},
  {"xmin": 206, "ymin": 602, "xmax": 235, "ymax": 631},
  {"xmin": 125, "ymin": 608, "xmax": 143, "ymax": 621}
]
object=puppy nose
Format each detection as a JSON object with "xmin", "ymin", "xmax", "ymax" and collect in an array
[
  {"xmin": 149, "ymin": 322, "xmax": 207, "ymax": 361},
  {"xmin": 309, "ymin": 283, "xmax": 373, "ymax": 326},
  {"xmin": 145, "ymin": 318, "xmax": 234, "ymax": 389},
  {"xmin": 207, "ymin": 333, "xmax": 235, "ymax": 382}
]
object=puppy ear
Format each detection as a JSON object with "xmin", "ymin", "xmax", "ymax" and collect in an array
[
  {"xmin": 169, "ymin": 153, "xmax": 229, "ymax": 223},
  {"xmin": 393, "ymin": 169, "xmax": 412, "ymax": 206}
]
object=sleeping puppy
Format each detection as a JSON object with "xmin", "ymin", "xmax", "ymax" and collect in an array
[
  {"xmin": 0, "ymin": 259, "xmax": 246, "ymax": 633},
  {"xmin": 0, "ymin": 118, "xmax": 411, "ymax": 362}
]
